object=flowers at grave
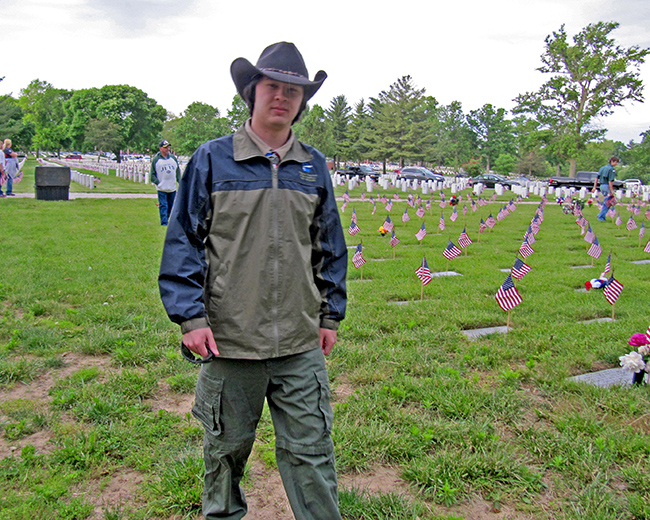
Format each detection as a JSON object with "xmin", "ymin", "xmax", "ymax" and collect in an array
[
  {"xmin": 449, "ymin": 196, "xmax": 459, "ymax": 206},
  {"xmin": 587, "ymin": 198, "xmax": 593, "ymax": 207},
  {"xmin": 378, "ymin": 225, "xmax": 388, "ymax": 236},
  {"xmin": 620, "ymin": 331, "xmax": 650, "ymax": 376}
]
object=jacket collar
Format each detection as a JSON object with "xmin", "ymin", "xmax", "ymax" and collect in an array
[{"xmin": 232, "ymin": 125, "xmax": 313, "ymax": 164}]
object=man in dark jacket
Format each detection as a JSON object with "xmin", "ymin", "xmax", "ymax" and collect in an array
[{"xmin": 159, "ymin": 42, "xmax": 347, "ymax": 520}]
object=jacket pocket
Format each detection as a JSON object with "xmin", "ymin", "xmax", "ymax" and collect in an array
[
  {"xmin": 315, "ymin": 368, "xmax": 333, "ymax": 435},
  {"xmin": 192, "ymin": 372, "xmax": 224, "ymax": 437}
]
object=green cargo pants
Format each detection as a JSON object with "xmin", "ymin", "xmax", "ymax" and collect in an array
[{"xmin": 191, "ymin": 347, "xmax": 343, "ymax": 520}]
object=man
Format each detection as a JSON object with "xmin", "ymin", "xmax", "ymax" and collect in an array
[
  {"xmin": 593, "ymin": 156, "xmax": 619, "ymax": 221},
  {"xmin": 0, "ymin": 140, "xmax": 5, "ymax": 198},
  {"xmin": 158, "ymin": 42, "xmax": 348, "ymax": 520},
  {"xmin": 150, "ymin": 140, "xmax": 181, "ymax": 225},
  {"xmin": 2, "ymin": 139, "xmax": 18, "ymax": 197}
]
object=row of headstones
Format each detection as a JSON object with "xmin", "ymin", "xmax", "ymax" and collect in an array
[
  {"xmin": 70, "ymin": 169, "xmax": 96, "ymax": 189},
  {"xmin": 551, "ymin": 185, "xmax": 650, "ymax": 202}
]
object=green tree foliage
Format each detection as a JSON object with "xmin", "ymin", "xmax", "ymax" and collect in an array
[
  {"xmin": 0, "ymin": 95, "xmax": 33, "ymax": 150},
  {"xmin": 431, "ymin": 101, "xmax": 476, "ymax": 170},
  {"xmin": 66, "ymin": 85, "xmax": 166, "ymax": 161},
  {"xmin": 493, "ymin": 153, "xmax": 517, "ymax": 175},
  {"xmin": 172, "ymin": 102, "xmax": 229, "ymax": 155},
  {"xmin": 325, "ymin": 95, "xmax": 351, "ymax": 169},
  {"xmin": 293, "ymin": 105, "xmax": 335, "ymax": 158},
  {"xmin": 514, "ymin": 21, "xmax": 650, "ymax": 177},
  {"xmin": 368, "ymin": 76, "xmax": 431, "ymax": 167},
  {"xmin": 226, "ymin": 94, "xmax": 249, "ymax": 132},
  {"xmin": 466, "ymin": 104, "xmax": 515, "ymax": 172},
  {"xmin": 18, "ymin": 79, "xmax": 70, "ymax": 153},
  {"xmin": 345, "ymin": 99, "xmax": 373, "ymax": 164},
  {"xmin": 621, "ymin": 129, "xmax": 650, "ymax": 183},
  {"xmin": 84, "ymin": 118, "xmax": 122, "ymax": 160}
]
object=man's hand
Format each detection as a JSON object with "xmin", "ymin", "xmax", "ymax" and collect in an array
[
  {"xmin": 320, "ymin": 328, "xmax": 337, "ymax": 356},
  {"xmin": 182, "ymin": 327, "xmax": 219, "ymax": 358}
]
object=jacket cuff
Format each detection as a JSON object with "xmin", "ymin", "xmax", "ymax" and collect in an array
[
  {"xmin": 320, "ymin": 317, "xmax": 340, "ymax": 331},
  {"xmin": 180, "ymin": 317, "xmax": 210, "ymax": 334}
]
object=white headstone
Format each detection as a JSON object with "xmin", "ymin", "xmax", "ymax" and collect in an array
[{"xmin": 495, "ymin": 184, "xmax": 504, "ymax": 196}]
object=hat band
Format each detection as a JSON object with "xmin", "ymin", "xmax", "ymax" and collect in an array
[{"xmin": 260, "ymin": 67, "xmax": 308, "ymax": 80}]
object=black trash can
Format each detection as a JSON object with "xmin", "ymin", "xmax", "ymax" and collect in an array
[{"xmin": 34, "ymin": 166, "xmax": 71, "ymax": 201}]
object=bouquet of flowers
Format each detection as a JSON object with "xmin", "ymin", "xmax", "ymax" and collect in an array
[
  {"xmin": 619, "ymin": 331, "xmax": 650, "ymax": 384},
  {"xmin": 449, "ymin": 196, "xmax": 459, "ymax": 206},
  {"xmin": 378, "ymin": 226, "xmax": 388, "ymax": 236}
]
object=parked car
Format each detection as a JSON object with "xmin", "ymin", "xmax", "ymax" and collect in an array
[
  {"xmin": 469, "ymin": 174, "xmax": 518, "ymax": 189},
  {"xmin": 624, "ymin": 178, "xmax": 643, "ymax": 188},
  {"xmin": 549, "ymin": 171, "xmax": 624, "ymax": 190},
  {"xmin": 395, "ymin": 166, "xmax": 444, "ymax": 182},
  {"xmin": 336, "ymin": 164, "xmax": 378, "ymax": 179},
  {"xmin": 65, "ymin": 154, "xmax": 82, "ymax": 159}
]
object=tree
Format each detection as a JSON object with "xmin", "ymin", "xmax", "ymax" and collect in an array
[
  {"xmin": 431, "ymin": 101, "xmax": 476, "ymax": 170},
  {"xmin": 493, "ymin": 153, "xmax": 517, "ymax": 175},
  {"xmin": 173, "ymin": 102, "xmax": 229, "ymax": 155},
  {"xmin": 293, "ymin": 105, "xmax": 335, "ymax": 158},
  {"xmin": 621, "ymin": 129, "xmax": 650, "ymax": 183},
  {"xmin": 345, "ymin": 99, "xmax": 372, "ymax": 164},
  {"xmin": 84, "ymin": 118, "xmax": 122, "ymax": 160},
  {"xmin": 0, "ymin": 96, "xmax": 33, "ymax": 150},
  {"xmin": 325, "ymin": 95, "xmax": 351, "ymax": 169},
  {"xmin": 66, "ymin": 85, "xmax": 166, "ymax": 161},
  {"xmin": 18, "ymin": 79, "xmax": 70, "ymax": 153},
  {"xmin": 466, "ymin": 104, "xmax": 515, "ymax": 172},
  {"xmin": 514, "ymin": 21, "xmax": 649, "ymax": 177},
  {"xmin": 368, "ymin": 76, "xmax": 431, "ymax": 168},
  {"xmin": 227, "ymin": 94, "xmax": 249, "ymax": 132}
]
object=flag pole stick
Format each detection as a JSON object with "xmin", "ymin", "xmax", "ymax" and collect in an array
[
  {"xmin": 360, "ymin": 264, "xmax": 363, "ymax": 281},
  {"xmin": 506, "ymin": 310, "xmax": 511, "ymax": 329},
  {"xmin": 446, "ymin": 258, "xmax": 450, "ymax": 273},
  {"xmin": 612, "ymin": 304, "xmax": 615, "ymax": 320},
  {"xmin": 421, "ymin": 283, "xmax": 424, "ymax": 301}
]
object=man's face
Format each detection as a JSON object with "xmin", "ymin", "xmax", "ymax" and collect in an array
[
  {"xmin": 160, "ymin": 145, "xmax": 170, "ymax": 157},
  {"xmin": 252, "ymin": 76, "xmax": 304, "ymax": 132}
]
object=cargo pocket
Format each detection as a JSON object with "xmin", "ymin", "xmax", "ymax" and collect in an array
[
  {"xmin": 315, "ymin": 368, "xmax": 333, "ymax": 435},
  {"xmin": 192, "ymin": 372, "xmax": 224, "ymax": 437}
]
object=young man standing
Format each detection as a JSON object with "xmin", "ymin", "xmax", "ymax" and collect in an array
[
  {"xmin": 593, "ymin": 156, "xmax": 619, "ymax": 221},
  {"xmin": 158, "ymin": 42, "xmax": 348, "ymax": 520},
  {"xmin": 150, "ymin": 140, "xmax": 181, "ymax": 225}
]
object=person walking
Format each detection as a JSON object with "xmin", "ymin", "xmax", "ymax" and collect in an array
[
  {"xmin": 2, "ymin": 139, "xmax": 19, "ymax": 197},
  {"xmin": 593, "ymin": 156, "xmax": 619, "ymax": 221},
  {"xmin": 150, "ymin": 140, "xmax": 181, "ymax": 225},
  {"xmin": 158, "ymin": 42, "xmax": 348, "ymax": 520}
]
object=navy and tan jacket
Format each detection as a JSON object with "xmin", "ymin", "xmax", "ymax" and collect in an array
[{"xmin": 159, "ymin": 126, "xmax": 347, "ymax": 360}]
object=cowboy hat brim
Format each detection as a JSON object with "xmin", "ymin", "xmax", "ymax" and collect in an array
[{"xmin": 231, "ymin": 57, "xmax": 327, "ymax": 103}]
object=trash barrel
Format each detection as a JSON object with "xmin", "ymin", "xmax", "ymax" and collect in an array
[{"xmin": 34, "ymin": 166, "xmax": 71, "ymax": 201}]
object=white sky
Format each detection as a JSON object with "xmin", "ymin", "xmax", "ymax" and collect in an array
[{"xmin": 2, "ymin": 0, "xmax": 649, "ymax": 144}]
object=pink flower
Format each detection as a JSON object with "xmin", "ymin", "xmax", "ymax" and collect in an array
[{"xmin": 628, "ymin": 333, "xmax": 650, "ymax": 347}]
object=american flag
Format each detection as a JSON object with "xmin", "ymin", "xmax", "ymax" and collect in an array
[
  {"xmin": 495, "ymin": 274, "xmax": 523, "ymax": 311},
  {"xmin": 402, "ymin": 209, "xmax": 410, "ymax": 223},
  {"xmin": 348, "ymin": 220, "xmax": 360, "ymax": 236},
  {"xmin": 416, "ymin": 205, "xmax": 425, "ymax": 218},
  {"xmin": 604, "ymin": 252, "xmax": 611, "ymax": 273},
  {"xmin": 616, "ymin": 214, "xmax": 623, "ymax": 226},
  {"xmin": 416, "ymin": 223, "xmax": 427, "ymax": 241},
  {"xmin": 641, "ymin": 222, "xmax": 646, "ymax": 239},
  {"xmin": 439, "ymin": 214, "xmax": 445, "ymax": 231},
  {"xmin": 524, "ymin": 226, "xmax": 536, "ymax": 245},
  {"xmin": 606, "ymin": 206, "xmax": 616, "ymax": 219},
  {"xmin": 531, "ymin": 217, "xmax": 540, "ymax": 235},
  {"xmin": 351, "ymin": 208, "xmax": 357, "ymax": 223},
  {"xmin": 646, "ymin": 209, "xmax": 650, "ymax": 220},
  {"xmin": 361, "ymin": 192, "xmax": 366, "ymax": 201},
  {"xmin": 463, "ymin": 204, "xmax": 468, "ymax": 216},
  {"xmin": 471, "ymin": 200, "xmax": 477, "ymax": 212},
  {"xmin": 519, "ymin": 240, "xmax": 534, "ymax": 258},
  {"xmin": 415, "ymin": 257, "xmax": 432, "ymax": 285},
  {"xmin": 479, "ymin": 218, "xmax": 487, "ymax": 233},
  {"xmin": 341, "ymin": 200, "xmax": 348, "ymax": 212},
  {"xmin": 627, "ymin": 216, "xmax": 638, "ymax": 231},
  {"xmin": 511, "ymin": 257, "xmax": 531, "ymax": 279},
  {"xmin": 393, "ymin": 193, "xmax": 399, "ymax": 200},
  {"xmin": 343, "ymin": 190, "xmax": 350, "ymax": 202},
  {"xmin": 645, "ymin": 240, "xmax": 650, "ymax": 254},
  {"xmin": 407, "ymin": 195, "xmax": 415, "ymax": 208},
  {"xmin": 458, "ymin": 227, "xmax": 473, "ymax": 248},
  {"xmin": 507, "ymin": 199, "xmax": 516, "ymax": 211},
  {"xmin": 352, "ymin": 243, "xmax": 366, "ymax": 268},
  {"xmin": 390, "ymin": 231, "xmax": 400, "ymax": 247},
  {"xmin": 584, "ymin": 225, "xmax": 595, "ymax": 244},
  {"xmin": 383, "ymin": 215, "xmax": 394, "ymax": 232},
  {"xmin": 587, "ymin": 237, "xmax": 602, "ymax": 259},
  {"xmin": 426, "ymin": 200, "xmax": 431, "ymax": 211},
  {"xmin": 576, "ymin": 215, "xmax": 587, "ymax": 228},
  {"xmin": 385, "ymin": 200, "xmax": 393, "ymax": 212},
  {"xmin": 439, "ymin": 199, "xmax": 446, "ymax": 209},
  {"xmin": 371, "ymin": 202, "xmax": 376, "ymax": 215},
  {"xmin": 450, "ymin": 207, "xmax": 458, "ymax": 222},
  {"xmin": 603, "ymin": 276, "xmax": 623, "ymax": 305},
  {"xmin": 486, "ymin": 214, "xmax": 496, "ymax": 228},
  {"xmin": 443, "ymin": 240, "xmax": 462, "ymax": 259}
]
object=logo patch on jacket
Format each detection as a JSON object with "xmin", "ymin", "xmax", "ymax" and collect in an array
[{"xmin": 300, "ymin": 163, "xmax": 317, "ymax": 182}]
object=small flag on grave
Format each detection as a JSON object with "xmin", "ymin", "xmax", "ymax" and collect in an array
[{"xmin": 495, "ymin": 274, "xmax": 522, "ymax": 311}]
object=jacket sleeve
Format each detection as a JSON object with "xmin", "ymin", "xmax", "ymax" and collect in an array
[
  {"xmin": 311, "ymin": 154, "xmax": 347, "ymax": 329},
  {"xmin": 158, "ymin": 145, "xmax": 212, "ymax": 330},
  {"xmin": 150, "ymin": 154, "xmax": 159, "ymax": 185}
]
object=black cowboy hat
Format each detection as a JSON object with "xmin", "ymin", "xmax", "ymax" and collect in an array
[{"xmin": 231, "ymin": 42, "xmax": 327, "ymax": 105}]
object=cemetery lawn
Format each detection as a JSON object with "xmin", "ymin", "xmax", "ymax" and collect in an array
[{"xmin": 1, "ymin": 184, "xmax": 650, "ymax": 519}]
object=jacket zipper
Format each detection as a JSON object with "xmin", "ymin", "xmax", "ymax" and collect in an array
[{"xmin": 267, "ymin": 152, "xmax": 281, "ymax": 356}]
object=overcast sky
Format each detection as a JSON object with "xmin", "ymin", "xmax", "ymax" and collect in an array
[{"xmin": 2, "ymin": 0, "xmax": 649, "ymax": 144}]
